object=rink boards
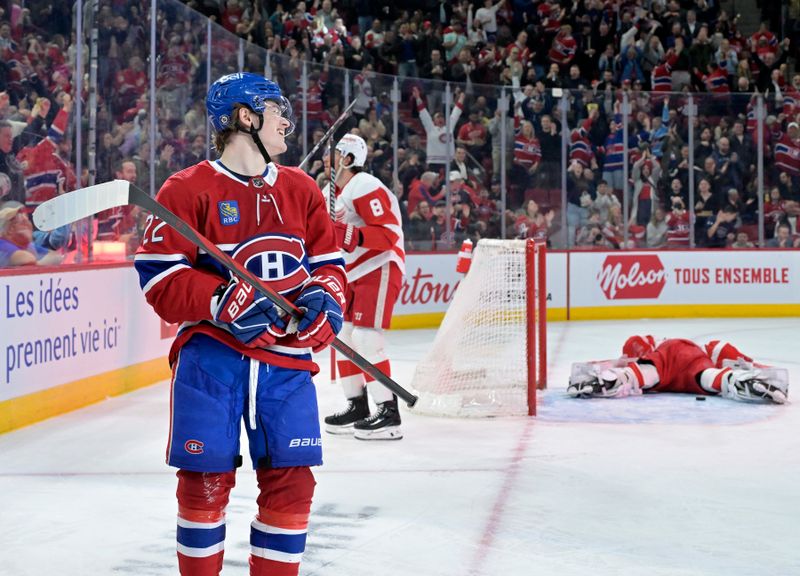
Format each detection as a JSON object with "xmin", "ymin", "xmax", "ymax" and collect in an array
[
  {"xmin": 0, "ymin": 264, "xmax": 173, "ymax": 433},
  {"xmin": 392, "ymin": 249, "xmax": 800, "ymax": 327},
  {"xmin": 2, "ymin": 249, "xmax": 799, "ymax": 432}
]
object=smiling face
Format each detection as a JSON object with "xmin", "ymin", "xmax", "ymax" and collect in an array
[{"xmin": 247, "ymin": 100, "xmax": 291, "ymax": 156}]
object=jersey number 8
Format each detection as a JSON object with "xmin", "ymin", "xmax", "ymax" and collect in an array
[{"xmin": 369, "ymin": 197, "xmax": 384, "ymax": 218}]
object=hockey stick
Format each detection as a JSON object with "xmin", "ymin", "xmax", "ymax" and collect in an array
[
  {"xmin": 298, "ymin": 98, "xmax": 357, "ymax": 387},
  {"xmin": 33, "ymin": 180, "xmax": 418, "ymax": 407},
  {"xmin": 327, "ymin": 134, "xmax": 338, "ymax": 387},
  {"xmin": 297, "ymin": 98, "xmax": 358, "ymax": 172}
]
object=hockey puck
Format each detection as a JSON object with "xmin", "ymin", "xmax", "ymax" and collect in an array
[{"xmin": 695, "ymin": 396, "xmax": 706, "ymax": 401}]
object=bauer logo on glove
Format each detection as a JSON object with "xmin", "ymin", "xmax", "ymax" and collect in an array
[
  {"xmin": 211, "ymin": 278, "xmax": 288, "ymax": 347},
  {"xmin": 293, "ymin": 276, "xmax": 345, "ymax": 352}
]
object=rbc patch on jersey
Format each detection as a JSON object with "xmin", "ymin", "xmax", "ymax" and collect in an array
[{"xmin": 218, "ymin": 200, "xmax": 240, "ymax": 225}]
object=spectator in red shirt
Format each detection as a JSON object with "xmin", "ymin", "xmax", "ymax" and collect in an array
[
  {"xmin": 666, "ymin": 197, "xmax": 691, "ymax": 248},
  {"xmin": 456, "ymin": 109, "xmax": 488, "ymax": 158},
  {"xmin": 774, "ymin": 122, "xmax": 800, "ymax": 186},
  {"xmin": 406, "ymin": 171, "xmax": 444, "ymax": 214},
  {"xmin": 510, "ymin": 116, "xmax": 541, "ymax": 202},
  {"xmin": 114, "ymin": 55, "xmax": 146, "ymax": 118},
  {"xmin": 549, "ymin": 25, "xmax": 576, "ymax": 71}
]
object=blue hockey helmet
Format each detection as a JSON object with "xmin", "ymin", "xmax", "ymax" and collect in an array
[{"xmin": 206, "ymin": 72, "xmax": 295, "ymax": 135}]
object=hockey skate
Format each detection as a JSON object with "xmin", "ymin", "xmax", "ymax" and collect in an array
[
  {"xmin": 354, "ymin": 399, "xmax": 403, "ymax": 440},
  {"xmin": 721, "ymin": 368, "xmax": 789, "ymax": 404},
  {"xmin": 324, "ymin": 391, "xmax": 370, "ymax": 434}
]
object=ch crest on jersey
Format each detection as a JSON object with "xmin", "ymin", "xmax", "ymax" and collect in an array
[
  {"xmin": 218, "ymin": 200, "xmax": 240, "ymax": 225},
  {"xmin": 232, "ymin": 235, "xmax": 310, "ymax": 294}
]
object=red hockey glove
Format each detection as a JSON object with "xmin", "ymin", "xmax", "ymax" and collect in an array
[
  {"xmin": 334, "ymin": 221, "xmax": 362, "ymax": 252},
  {"xmin": 211, "ymin": 278, "xmax": 288, "ymax": 347},
  {"xmin": 294, "ymin": 275, "xmax": 345, "ymax": 352}
]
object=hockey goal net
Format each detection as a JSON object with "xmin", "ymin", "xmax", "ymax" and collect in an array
[{"xmin": 410, "ymin": 239, "xmax": 547, "ymax": 417}]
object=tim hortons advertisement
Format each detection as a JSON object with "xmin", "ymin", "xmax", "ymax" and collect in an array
[
  {"xmin": 570, "ymin": 251, "xmax": 800, "ymax": 309},
  {"xmin": 393, "ymin": 252, "xmax": 567, "ymax": 319},
  {"xmin": 0, "ymin": 266, "xmax": 172, "ymax": 402},
  {"xmin": 395, "ymin": 254, "xmax": 463, "ymax": 316}
]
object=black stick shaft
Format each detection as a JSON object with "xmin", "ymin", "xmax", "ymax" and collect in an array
[
  {"xmin": 130, "ymin": 185, "xmax": 417, "ymax": 407},
  {"xmin": 298, "ymin": 99, "xmax": 357, "ymax": 172}
]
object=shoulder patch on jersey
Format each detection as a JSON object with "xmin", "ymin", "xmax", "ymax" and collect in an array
[{"xmin": 218, "ymin": 200, "xmax": 240, "ymax": 226}]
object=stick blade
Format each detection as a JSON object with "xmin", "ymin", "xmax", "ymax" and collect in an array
[{"xmin": 33, "ymin": 180, "xmax": 131, "ymax": 231}]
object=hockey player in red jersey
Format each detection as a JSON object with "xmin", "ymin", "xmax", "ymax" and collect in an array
[
  {"xmin": 568, "ymin": 335, "xmax": 788, "ymax": 403},
  {"xmin": 323, "ymin": 134, "xmax": 406, "ymax": 440},
  {"xmin": 134, "ymin": 73, "xmax": 346, "ymax": 576}
]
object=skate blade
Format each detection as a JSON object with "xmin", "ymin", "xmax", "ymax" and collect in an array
[
  {"xmin": 325, "ymin": 424, "xmax": 356, "ymax": 435},
  {"xmin": 354, "ymin": 427, "xmax": 403, "ymax": 441}
]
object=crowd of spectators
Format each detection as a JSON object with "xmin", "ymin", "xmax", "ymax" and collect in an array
[
  {"xmin": 183, "ymin": 0, "xmax": 800, "ymax": 249},
  {"xmin": 1, "ymin": 0, "xmax": 800, "ymax": 269}
]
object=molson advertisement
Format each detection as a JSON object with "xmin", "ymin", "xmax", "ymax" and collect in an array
[{"xmin": 570, "ymin": 251, "xmax": 800, "ymax": 318}]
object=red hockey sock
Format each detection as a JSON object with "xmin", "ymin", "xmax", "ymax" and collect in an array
[
  {"xmin": 250, "ymin": 467, "xmax": 316, "ymax": 576},
  {"xmin": 363, "ymin": 359, "xmax": 391, "ymax": 383},
  {"xmin": 627, "ymin": 362, "xmax": 659, "ymax": 390},
  {"xmin": 699, "ymin": 367, "xmax": 732, "ymax": 393},
  {"xmin": 176, "ymin": 470, "xmax": 236, "ymax": 576}
]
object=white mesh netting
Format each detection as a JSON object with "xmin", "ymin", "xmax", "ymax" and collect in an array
[{"xmin": 410, "ymin": 239, "xmax": 541, "ymax": 417}]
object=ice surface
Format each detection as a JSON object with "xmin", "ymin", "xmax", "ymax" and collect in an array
[{"xmin": 1, "ymin": 317, "xmax": 799, "ymax": 576}]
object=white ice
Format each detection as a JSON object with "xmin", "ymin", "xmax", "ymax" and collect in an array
[{"xmin": 2, "ymin": 317, "xmax": 799, "ymax": 576}]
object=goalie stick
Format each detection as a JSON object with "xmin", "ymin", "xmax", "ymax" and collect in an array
[
  {"xmin": 297, "ymin": 98, "xmax": 357, "ymax": 172},
  {"xmin": 33, "ymin": 180, "xmax": 419, "ymax": 407}
]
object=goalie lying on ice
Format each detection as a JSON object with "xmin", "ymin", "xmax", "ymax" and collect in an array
[{"xmin": 568, "ymin": 336, "xmax": 788, "ymax": 404}]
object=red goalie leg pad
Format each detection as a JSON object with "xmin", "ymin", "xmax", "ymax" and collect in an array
[
  {"xmin": 363, "ymin": 359, "xmax": 390, "ymax": 383},
  {"xmin": 250, "ymin": 467, "xmax": 316, "ymax": 576},
  {"xmin": 176, "ymin": 470, "xmax": 236, "ymax": 576}
]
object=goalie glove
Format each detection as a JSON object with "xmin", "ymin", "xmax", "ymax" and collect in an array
[
  {"xmin": 721, "ymin": 368, "xmax": 789, "ymax": 404},
  {"xmin": 211, "ymin": 278, "xmax": 288, "ymax": 347},
  {"xmin": 567, "ymin": 364, "xmax": 641, "ymax": 399},
  {"xmin": 334, "ymin": 221, "xmax": 361, "ymax": 252}
]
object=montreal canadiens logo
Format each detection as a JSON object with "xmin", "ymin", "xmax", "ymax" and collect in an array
[
  {"xmin": 232, "ymin": 235, "xmax": 310, "ymax": 294},
  {"xmin": 185, "ymin": 440, "xmax": 204, "ymax": 454},
  {"xmin": 597, "ymin": 254, "xmax": 666, "ymax": 300}
]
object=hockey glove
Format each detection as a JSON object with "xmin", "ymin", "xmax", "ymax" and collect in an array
[
  {"xmin": 294, "ymin": 275, "xmax": 345, "ymax": 352},
  {"xmin": 211, "ymin": 278, "xmax": 287, "ymax": 347},
  {"xmin": 334, "ymin": 222, "xmax": 362, "ymax": 253}
]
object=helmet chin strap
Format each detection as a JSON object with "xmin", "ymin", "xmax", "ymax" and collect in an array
[{"xmin": 236, "ymin": 112, "xmax": 272, "ymax": 167}]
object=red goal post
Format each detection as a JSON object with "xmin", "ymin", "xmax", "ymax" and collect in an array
[{"xmin": 410, "ymin": 238, "xmax": 547, "ymax": 417}]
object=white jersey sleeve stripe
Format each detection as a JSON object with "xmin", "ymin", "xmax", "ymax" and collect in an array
[{"xmin": 142, "ymin": 264, "xmax": 191, "ymax": 295}]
